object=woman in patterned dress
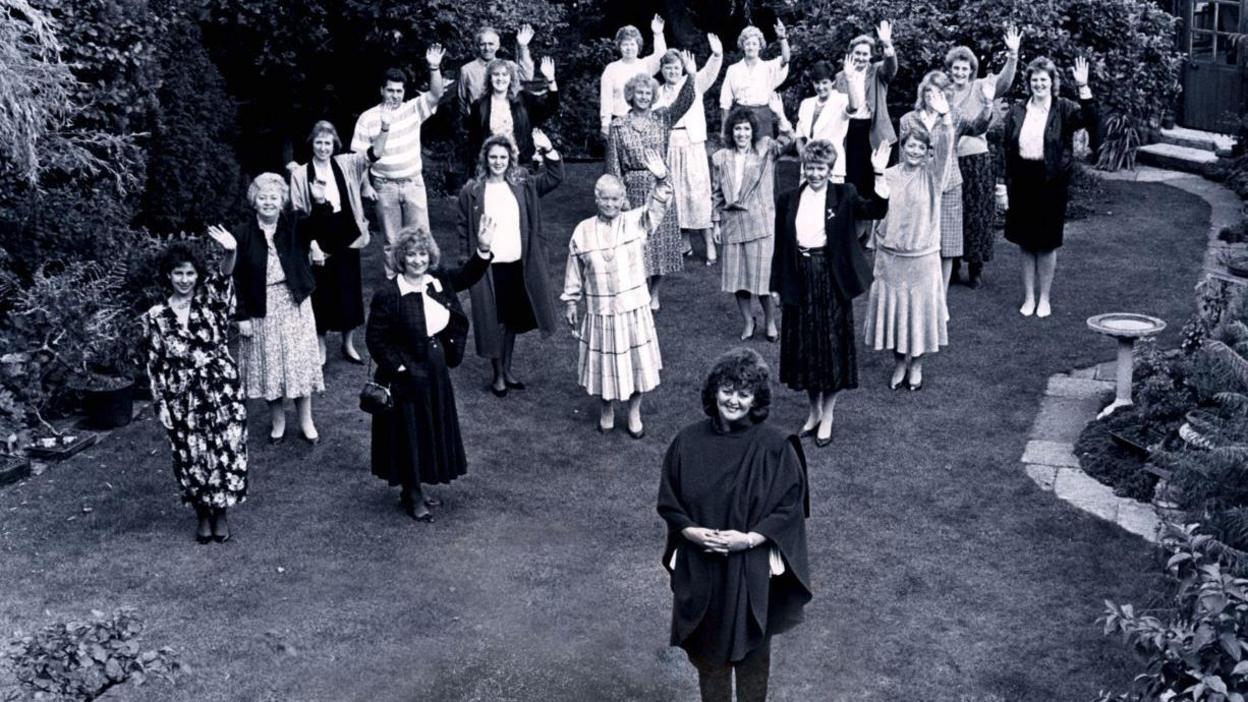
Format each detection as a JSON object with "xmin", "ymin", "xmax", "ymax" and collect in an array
[
  {"xmin": 897, "ymin": 71, "xmax": 995, "ymax": 288},
  {"xmin": 231, "ymin": 173, "xmax": 325, "ymax": 444},
  {"xmin": 142, "ymin": 230, "xmax": 247, "ymax": 544},
  {"xmin": 605, "ymin": 49, "xmax": 696, "ymax": 312},
  {"xmin": 711, "ymin": 106, "xmax": 792, "ymax": 342},
  {"xmin": 945, "ymin": 26, "xmax": 1020, "ymax": 288},
  {"xmin": 562, "ymin": 150, "xmax": 671, "ymax": 438},
  {"xmin": 653, "ymin": 35, "xmax": 723, "ymax": 264}
]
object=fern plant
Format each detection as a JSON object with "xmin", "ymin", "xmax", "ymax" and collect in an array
[{"xmin": 1096, "ymin": 113, "xmax": 1142, "ymax": 172}]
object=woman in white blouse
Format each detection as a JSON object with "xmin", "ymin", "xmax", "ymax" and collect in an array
[
  {"xmin": 366, "ymin": 222, "xmax": 495, "ymax": 522},
  {"xmin": 654, "ymin": 35, "xmax": 723, "ymax": 264},
  {"xmin": 599, "ymin": 15, "xmax": 667, "ymax": 138},
  {"xmin": 794, "ymin": 59, "xmax": 855, "ymax": 183},
  {"xmin": 719, "ymin": 22, "xmax": 791, "ymax": 140},
  {"xmin": 1002, "ymin": 56, "xmax": 1096, "ymax": 318}
]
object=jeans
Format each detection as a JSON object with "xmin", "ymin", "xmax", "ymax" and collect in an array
[{"xmin": 374, "ymin": 176, "xmax": 430, "ymax": 278}]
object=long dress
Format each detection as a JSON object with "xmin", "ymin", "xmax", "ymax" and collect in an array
[
  {"xmin": 658, "ymin": 420, "xmax": 811, "ymax": 669},
  {"xmin": 238, "ymin": 236, "xmax": 325, "ymax": 400},
  {"xmin": 865, "ymin": 121, "xmax": 954, "ymax": 356},
  {"xmin": 562, "ymin": 181, "xmax": 672, "ymax": 400},
  {"xmin": 606, "ymin": 78, "xmax": 695, "ymax": 278},
  {"xmin": 142, "ymin": 271, "xmax": 248, "ymax": 508}
]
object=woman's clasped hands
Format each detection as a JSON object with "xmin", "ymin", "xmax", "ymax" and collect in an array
[{"xmin": 683, "ymin": 526, "xmax": 756, "ymax": 554}]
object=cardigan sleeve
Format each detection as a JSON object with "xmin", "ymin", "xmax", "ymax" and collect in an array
[
  {"xmin": 441, "ymin": 249, "xmax": 492, "ymax": 293},
  {"xmin": 532, "ymin": 157, "xmax": 564, "ymax": 198},
  {"xmin": 365, "ymin": 290, "xmax": 406, "ymax": 376}
]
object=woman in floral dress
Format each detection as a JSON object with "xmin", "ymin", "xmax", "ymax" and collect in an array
[
  {"xmin": 142, "ymin": 229, "xmax": 247, "ymax": 544},
  {"xmin": 605, "ymin": 49, "xmax": 696, "ymax": 312}
]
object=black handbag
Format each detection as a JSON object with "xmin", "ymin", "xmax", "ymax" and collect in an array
[{"xmin": 359, "ymin": 359, "xmax": 393, "ymax": 414}]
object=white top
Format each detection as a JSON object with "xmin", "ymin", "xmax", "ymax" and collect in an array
[
  {"xmin": 488, "ymin": 95, "xmax": 514, "ymax": 139},
  {"xmin": 599, "ymin": 40, "xmax": 668, "ymax": 132},
  {"xmin": 653, "ymin": 52, "xmax": 722, "ymax": 144},
  {"xmin": 719, "ymin": 57, "xmax": 788, "ymax": 110},
  {"xmin": 350, "ymin": 93, "xmax": 438, "ymax": 180},
  {"xmin": 397, "ymin": 274, "xmax": 450, "ymax": 336},
  {"xmin": 730, "ymin": 151, "xmax": 747, "ymax": 202},
  {"xmin": 311, "ymin": 161, "xmax": 342, "ymax": 213},
  {"xmin": 1019, "ymin": 99, "xmax": 1050, "ymax": 161},
  {"xmin": 795, "ymin": 186, "xmax": 828, "ymax": 249},
  {"xmin": 795, "ymin": 94, "xmax": 851, "ymax": 180},
  {"xmin": 484, "ymin": 181, "xmax": 523, "ymax": 263}
]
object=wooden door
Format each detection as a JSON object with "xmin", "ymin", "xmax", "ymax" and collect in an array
[{"xmin": 1181, "ymin": 0, "xmax": 1246, "ymax": 132}]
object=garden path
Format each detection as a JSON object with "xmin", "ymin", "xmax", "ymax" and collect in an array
[{"xmin": 0, "ymin": 164, "xmax": 1214, "ymax": 701}]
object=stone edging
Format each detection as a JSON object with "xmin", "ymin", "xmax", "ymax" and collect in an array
[{"xmin": 1020, "ymin": 166, "xmax": 1243, "ymax": 542}]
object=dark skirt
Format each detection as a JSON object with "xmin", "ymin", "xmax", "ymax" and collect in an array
[
  {"xmin": 491, "ymin": 260, "xmax": 538, "ymax": 333},
  {"xmin": 779, "ymin": 254, "xmax": 858, "ymax": 393},
  {"xmin": 843, "ymin": 118, "xmax": 874, "ymax": 195},
  {"xmin": 370, "ymin": 339, "xmax": 467, "ymax": 487},
  {"xmin": 959, "ymin": 153, "xmax": 996, "ymax": 266},
  {"xmin": 1004, "ymin": 159, "xmax": 1068, "ymax": 253},
  {"xmin": 310, "ymin": 210, "xmax": 365, "ymax": 333}
]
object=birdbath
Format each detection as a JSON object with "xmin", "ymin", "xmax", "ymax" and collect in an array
[{"xmin": 1087, "ymin": 313, "xmax": 1167, "ymax": 419}]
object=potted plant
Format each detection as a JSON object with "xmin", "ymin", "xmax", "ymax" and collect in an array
[
  {"xmin": 1224, "ymin": 250, "xmax": 1248, "ymax": 278},
  {"xmin": 7, "ymin": 261, "xmax": 141, "ymax": 430}
]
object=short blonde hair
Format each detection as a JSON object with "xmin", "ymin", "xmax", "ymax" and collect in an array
[
  {"xmin": 914, "ymin": 70, "xmax": 951, "ymax": 111},
  {"xmin": 615, "ymin": 25, "xmax": 644, "ymax": 51},
  {"xmin": 389, "ymin": 227, "xmax": 442, "ymax": 274},
  {"xmin": 623, "ymin": 73, "xmax": 658, "ymax": 107},
  {"xmin": 594, "ymin": 174, "xmax": 625, "ymax": 198},
  {"xmin": 944, "ymin": 46, "xmax": 979, "ymax": 76},
  {"xmin": 247, "ymin": 173, "xmax": 289, "ymax": 210},
  {"xmin": 307, "ymin": 120, "xmax": 342, "ymax": 151},
  {"xmin": 801, "ymin": 139, "xmax": 838, "ymax": 167},
  {"xmin": 737, "ymin": 26, "xmax": 766, "ymax": 52}
]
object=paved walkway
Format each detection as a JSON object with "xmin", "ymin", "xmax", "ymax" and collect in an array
[{"xmin": 1019, "ymin": 165, "xmax": 1244, "ymax": 541}]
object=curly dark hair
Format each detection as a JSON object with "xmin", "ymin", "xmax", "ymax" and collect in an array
[
  {"xmin": 722, "ymin": 106, "xmax": 762, "ymax": 147},
  {"xmin": 159, "ymin": 242, "xmax": 206, "ymax": 287},
  {"xmin": 701, "ymin": 347, "xmax": 771, "ymax": 423}
]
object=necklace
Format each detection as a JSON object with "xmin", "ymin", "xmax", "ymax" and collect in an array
[{"xmin": 594, "ymin": 218, "xmax": 617, "ymax": 262}]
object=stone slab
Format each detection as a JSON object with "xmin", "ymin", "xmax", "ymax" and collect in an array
[
  {"xmin": 1021, "ymin": 440, "xmax": 1080, "ymax": 468},
  {"xmin": 1069, "ymin": 366, "xmax": 1099, "ymax": 380},
  {"xmin": 1093, "ymin": 361, "xmax": 1119, "ymax": 382},
  {"xmin": 1116, "ymin": 500, "xmax": 1161, "ymax": 543},
  {"xmin": 1024, "ymin": 464, "xmax": 1058, "ymax": 492},
  {"xmin": 1053, "ymin": 468, "xmax": 1121, "ymax": 523},
  {"xmin": 1045, "ymin": 376, "xmax": 1114, "ymax": 401},
  {"xmin": 1160, "ymin": 126, "xmax": 1238, "ymax": 156},
  {"xmin": 1030, "ymin": 396, "xmax": 1107, "ymax": 442},
  {"xmin": 1138, "ymin": 143, "xmax": 1219, "ymax": 176}
]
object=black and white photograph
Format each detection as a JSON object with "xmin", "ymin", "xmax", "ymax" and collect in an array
[{"xmin": 1, "ymin": 0, "xmax": 1247, "ymax": 699}]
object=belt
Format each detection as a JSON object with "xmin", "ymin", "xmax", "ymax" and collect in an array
[
  {"xmin": 798, "ymin": 246, "xmax": 826, "ymax": 257},
  {"xmin": 671, "ymin": 126, "xmax": 688, "ymax": 131},
  {"xmin": 733, "ymin": 102, "xmax": 770, "ymax": 109},
  {"xmin": 373, "ymin": 175, "xmax": 418, "ymax": 184}
]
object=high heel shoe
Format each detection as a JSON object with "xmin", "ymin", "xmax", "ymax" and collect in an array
[
  {"xmin": 627, "ymin": 424, "xmax": 646, "ymax": 440},
  {"xmin": 814, "ymin": 425, "xmax": 834, "ymax": 448},
  {"xmin": 342, "ymin": 346, "xmax": 365, "ymax": 365},
  {"xmin": 739, "ymin": 318, "xmax": 756, "ymax": 341},
  {"xmin": 300, "ymin": 430, "xmax": 319, "ymax": 446},
  {"xmin": 268, "ymin": 432, "xmax": 285, "ymax": 445}
]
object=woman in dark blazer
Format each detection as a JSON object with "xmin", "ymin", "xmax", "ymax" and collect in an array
[
  {"xmin": 770, "ymin": 139, "xmax": 889, "ymax": 447},
  {"xmin": 231, "ymin": 173, "xmax": 324, "ymax": 444},
  {"xmin": 457, "ymin": 130, "xmax": 563, "ymax": 396},
  {"xmin": 365, "ymin": 223, "xmax": 494, "ymax": 522},
  {"xmin": 466, "ymin": 57, "xmax": 559, "ymax": 169},
  {"xmin": 1003, "ymin": 55, "xmax": 1096, "ymax": 319}
]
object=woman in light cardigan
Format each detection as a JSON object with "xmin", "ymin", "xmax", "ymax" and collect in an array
[
  {"xmin": 866, "ymin": 97, "xmax": 956, "ymax": 392},
  {"xmin": 289, "ymin": 120, "xmax": 388, "ymax": 365},
  {"xmin": 794, "ymin": 59, "xmax": 853, "ymax": 184},
  {"xmin": 599, "ymin": 15, "xmax": 667, "ymax": 138},
  {"xmin": 654, "ymin": 35, "xmax": 723, "ymax": 264}
]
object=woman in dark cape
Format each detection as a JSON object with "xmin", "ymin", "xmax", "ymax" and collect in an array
[{"xmin": 658, "ymin": 347, "xmax": 811, "ymax": 701}]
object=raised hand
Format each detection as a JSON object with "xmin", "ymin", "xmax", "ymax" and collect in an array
[
  {"xmin": 707, "ymin": 33, "xmax": 723, "ymax": 56},
  {"xmin": 517, "ymin": 23, "xmax": 534, "ymax": 46},
  {"xmin": 877, "ymin": 20, "xmax": 893, "ymax": 45},
  {"xmin": 679, "ymin": 49, "xmax": 697, "ymax": 75},
  {"xmin": 651, "ymin": 14, "xmax": 665, "ymax": 35},
  {"xmin": 379, "ymin": 112, "xmax": 392, "ymax": 131},
  {"xmin": 929, "ymin": 88, "xmax": 950, "ymax": 115},
  {"xmin": 285, "ymin": 160, "xmax": 299, "ymax": 174},
  {"xmin": 426, "ymin": 44, "xmax": 445, "ymax": 67},
  {"xmin": 1072, "ymin": 56, "xmax": 1090, "ymax": 86},
  {"xmin": 774, "ymin": 19, "xmax": 787, "ymax": 41},
  {"xmin": 842, "ymin": 53, "xmax": 856, "ymax": 77},
  {"xmin": 206, "ymin": 225, "xmax": 237, "ymax": 251},
  {"xmin": 870, "ymin": 141, "xmax": 892, "ymax": 173},
  {"xmin": 1003, "ymin": 25, "xmax": 1022, "ymax": 54},
  {"xmin": 641, "ymin": 148, "xmax": 668, "ymax": 180},
  {"xmin": 531, "ymin": 128, "xmax": 553, "ymax": 153},
  {"xmin": 540, "ymin": 56, "xmax": 556, "ymax": 82},
  {"xmin": 477, "ymin": 213, "xmax": 496, "ymax": 253}
]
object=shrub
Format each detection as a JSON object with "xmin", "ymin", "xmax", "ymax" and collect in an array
[
  {"xmin": 5, "ymin": 609, "xmax": 180, "ymax": 700},
  {"xmin": 1098, "ymin": 523, "xmax": 1248, "ymax": 701}
]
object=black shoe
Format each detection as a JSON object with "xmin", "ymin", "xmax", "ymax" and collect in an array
[
  {"xmin": 966, "ymin": 275, "xmax": 981, "ymax": 290},
  {"xmin": 814, "ymin": 426, "xmax": 834, "ymax": 447},
  {"xmin": 490, "ymin": 384, "xmax": 508, "ymax": 398},
  {"xmin": 212, "ymin": 532, "xmax": 231, "ymax": 543},
  {"xmin": 504, "ymin": 380, "xmax": 526, "ymax": 390},
  {"xmin": 268, "ymin": 432, "xmax": 285, "ymax": 445},
  {"xmin": 908, "ymin": 381, "xmax": 924, "ymax": 392},
  {"xmin": 196, "ymin": 533, "xmax": 212, "ymax": 545},
  {"xmin": 300, "ymin": 431, "xmax": 320, "ymax": 446},
  {"xmin": 798, "ymin": 425, "xmax": 817, "ymax": 438},
  {"xmin": 596, "ymin": 423, "xmax": 614, "ymax": 434}
]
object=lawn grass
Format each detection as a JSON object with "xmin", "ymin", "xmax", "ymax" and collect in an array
[{"xmin": 0, "ymin": 163, "xmax": 1210, "ymax": 701}]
